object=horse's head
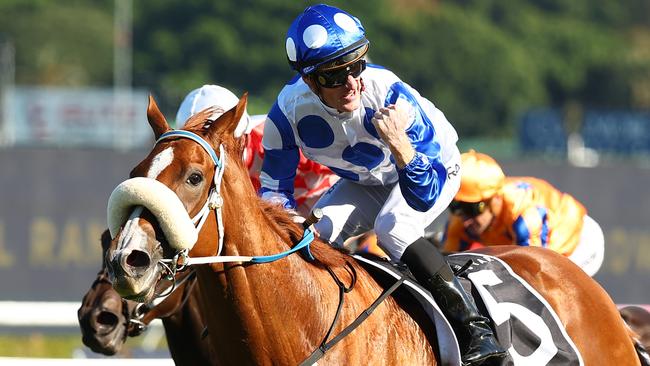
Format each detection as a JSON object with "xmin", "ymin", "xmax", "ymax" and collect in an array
[
  {"xmin": 104, "ymin": 93, "xmax": 248, "ymax": 303},
  {"xmin": 78, "ymin": 270, "xmax": 129, "ymax": 355},
  {"xmin": 78, "ymin": 230, "xmax": 132, "ymax": 355}
]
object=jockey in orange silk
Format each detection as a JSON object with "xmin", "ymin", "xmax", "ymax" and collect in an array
[{"xmin": 442, "ymin": 150, "xmax": 605, "ymax": 276}]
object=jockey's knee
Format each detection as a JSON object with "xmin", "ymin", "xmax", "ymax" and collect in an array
[
  {"xmin": 374, "ymin": 213, "xmax": 396, "ymax": 242},
  {"xmin": 374, "ymin": 213, "xmax": 412, "ymax": 261}
]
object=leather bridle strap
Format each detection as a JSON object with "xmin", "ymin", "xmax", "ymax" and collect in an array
[{"xmin": 155, "ymin": 130, "xmax": 227, "ymax": 256}]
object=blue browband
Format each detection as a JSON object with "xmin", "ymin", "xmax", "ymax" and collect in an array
[{"xmin": 156, "ymin": 130, "xmax": 221, "ymax": 168}]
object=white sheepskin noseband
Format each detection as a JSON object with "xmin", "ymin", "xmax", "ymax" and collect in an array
[{"xmin": 107, "ymin": 177, "xmax": 198, "ymax": 250}]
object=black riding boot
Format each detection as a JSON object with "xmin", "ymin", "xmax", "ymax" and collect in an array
[{"xmin": 401, "ymin": 238, "xmax": 506, "ymax": 366}]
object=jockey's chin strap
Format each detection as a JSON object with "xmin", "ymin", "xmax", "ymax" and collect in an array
[{"xmin": 155, "ymin": 130, "xmax": 316, "ymax": 277}]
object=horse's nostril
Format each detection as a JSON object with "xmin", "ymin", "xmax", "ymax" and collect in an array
[
  {"xmin": 126, "ymin": 250, "xmax": 150, "ymax": 268},
  {"xmin": 97, "ymin": 311, "xmax": 119, "ymax": 327}
]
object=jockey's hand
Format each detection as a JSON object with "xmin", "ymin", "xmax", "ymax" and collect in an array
[
  {"xmin": 371, "ymin": 104, "xmax": 415, "ymax": 168},
  {"xmin": 286, "ymin": 209, "xmax": 306, "ymax": 224}
]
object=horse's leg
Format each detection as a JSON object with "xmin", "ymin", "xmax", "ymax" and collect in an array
[{"xmin": 484, "ymin": 246, "xmax": 639, "ymax": 365}]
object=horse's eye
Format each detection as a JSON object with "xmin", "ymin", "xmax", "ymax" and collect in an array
[{"xmin": 187, "ymin": 173, "xmax": 203, "ymax": 186}]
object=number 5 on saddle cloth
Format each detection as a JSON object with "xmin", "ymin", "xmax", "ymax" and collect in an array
[{"xmin": 354, "ymin": 253, "xmax": 583, "ymax": 366}]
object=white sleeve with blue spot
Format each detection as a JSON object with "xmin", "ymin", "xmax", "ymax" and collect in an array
[
  {"xmin": 259, "ymin": 101, "xmax": 299, "ymax": 209},
  {"xmin": 385, "ymin": 82, "xmax": 453, "ymax": 212}
]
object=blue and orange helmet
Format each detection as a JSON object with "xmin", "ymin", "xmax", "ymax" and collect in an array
[{"xmin": 285, "ymin": 4, "xmax": 369, "ymax": 75}]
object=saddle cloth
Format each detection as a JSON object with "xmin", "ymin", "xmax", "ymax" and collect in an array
[{"xmin": 353, "ymin": 253, "xmax": 583, "ymax": 366}]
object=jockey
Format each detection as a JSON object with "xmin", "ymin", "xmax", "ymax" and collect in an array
[
  {"xmin": 259, "ymin": 4, "xmax": 505, "ymax": 365},
  {"xmin": 441, "ymin": 150, "xmax": 605, "ymax": 277},
  {"xmin": 175, "ymin": 84, "xmax": 339, "ymax": 214}
]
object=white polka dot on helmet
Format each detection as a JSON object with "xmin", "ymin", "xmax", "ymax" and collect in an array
[{"xmin": 286, "ymin": 4, "xmax": 369, "ymax": 75}]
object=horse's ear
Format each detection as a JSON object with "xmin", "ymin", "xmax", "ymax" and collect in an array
[
  {"xmin": 205, "ymin": 92, "xmax": 248, "ymax": 142},
  {"xmin": 147, "ymin": 94, "xmax": 172, "ymax": 139}
]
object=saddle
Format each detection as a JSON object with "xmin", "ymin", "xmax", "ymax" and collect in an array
[{"xmin": 353, "ymin": 252, "xmax": 583, "ymax": 366}]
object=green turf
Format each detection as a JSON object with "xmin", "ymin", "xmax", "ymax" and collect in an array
[{"xmin": 0, "ymin": 333, "xmax": 168, "ymax": 358}]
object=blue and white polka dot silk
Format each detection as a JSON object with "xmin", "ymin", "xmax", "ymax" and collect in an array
[
  {"xmin": 260, "ymin": 65, "xmax": 460, "ymax": 212},
  {"xmin": 286, "ymin": 4, "xmax": 368, "ymax": 75}
]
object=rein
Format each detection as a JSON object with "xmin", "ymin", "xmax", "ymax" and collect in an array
[{"xmin": 160, "ymin": 229, "xmax": 316, "ymax": 270}]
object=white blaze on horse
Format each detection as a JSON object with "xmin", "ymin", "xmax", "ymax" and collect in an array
[{"xmin": 104, "ymin": 94, "xmax": 642, "ymax": 365}]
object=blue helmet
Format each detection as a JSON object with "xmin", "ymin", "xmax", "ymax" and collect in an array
[{"xmin": 286, "ymin": 4, "xmax": 369, "ymax": 75}]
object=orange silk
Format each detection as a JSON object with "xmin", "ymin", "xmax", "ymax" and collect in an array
[{"xmin": 444, "ymin": 177, "xmax": 586, "ymax": 256}]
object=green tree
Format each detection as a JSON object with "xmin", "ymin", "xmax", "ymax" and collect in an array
[
  {"xmin": 3, "ymin": 0, "xmax": 649, "ymax": 139},
  {"xmin": 0, "ymin": 1, "xmax": 113, "ymax": 86}
]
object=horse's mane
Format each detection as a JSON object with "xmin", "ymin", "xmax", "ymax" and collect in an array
[{"xmin": 259, "ymin": 199, "xmax": 349, "ymax": 269}]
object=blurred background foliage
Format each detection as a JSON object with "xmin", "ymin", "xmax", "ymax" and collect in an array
[{"xmin": 0, "ymin": 0, "xmax": 649, "ymax": 138}]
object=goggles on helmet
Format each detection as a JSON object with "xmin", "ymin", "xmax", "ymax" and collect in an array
[
  {"xmin": 313, "ymin": 59, "xmax": 366, "ymax": 88},
  {"xmin": 448, "ymin": 200, "xmax": 487, "ymax": 218}
]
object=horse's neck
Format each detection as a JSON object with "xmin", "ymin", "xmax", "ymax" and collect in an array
[
  {"xmin": 198, "ymin": 176, "xmax": 346, "ymax": 363},
  {"xmin": 197, "ymin": 169, "xmax": 436, "ymax": 364},
  {"xmin": 220, "ymin": 168, "xmax": 309, "ymax": 263},
  {"xmin": 220, "ymin": 186, "xmax": 331, "ymax": 304}
]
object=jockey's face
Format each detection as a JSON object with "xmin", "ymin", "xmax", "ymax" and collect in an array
[
  {"xmin": 304, "ymin": 73, "xmax": 363, "ymax": 113},
  {"xmin": 461, "ymin": 195, "xmax": 502, "ymax": 238}
]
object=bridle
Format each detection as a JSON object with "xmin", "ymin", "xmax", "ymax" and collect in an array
[
  {"xmin": 157, "ymin": 130, "xmax": 227, "ymax": 258},
  {"xmin": 126, "ymin": 269, "xmax": 197, "ymax": 337},
  {"xmin": 153, "ymin": 130, "xmax": 316, "ymax": 279}
]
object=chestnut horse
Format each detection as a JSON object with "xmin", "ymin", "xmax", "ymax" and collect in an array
[
  {"xmin": 104, "ymin": 94, "xmax": 640, "ymax": 365},
  {"xmin": 78, "ymin": 231, "xmax": 217, "ymax": 365}
]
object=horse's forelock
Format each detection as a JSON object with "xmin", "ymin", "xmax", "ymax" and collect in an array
[
  {"xmin": 181, "ymin": 108, "xmax": 238, "ymax": 151},
  {"xmin": 183, "ymin": 107, "xmax": 218, "ymax": 132}
]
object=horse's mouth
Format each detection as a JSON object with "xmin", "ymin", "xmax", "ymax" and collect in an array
[
  {"xmin": 111, "ymin": 269, "xmax": 160, "ymax": 303},
  {"xmin": 80, "ymin": 314, "xmax": 128, "ymax": 356},
  {"xmin": 82, "ymin": 331, "xmax": 126, "ymax": 356}
]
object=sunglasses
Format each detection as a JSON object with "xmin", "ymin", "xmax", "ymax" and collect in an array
[
  {"xmin": 314, "ymin": 59, "xmax": 366, "ymax": 88},
  {"xmin": 448, "ymin": 200, "xmax": 487, "ymax": 218}
]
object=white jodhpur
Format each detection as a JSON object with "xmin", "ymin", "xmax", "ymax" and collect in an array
[
  {"xmin": 568, "ymin": 215, "xmax": 605, "ymax": 277},
  {"xmin": 313, "ymin": 149, "xmax": 461, "ymax": 262}
]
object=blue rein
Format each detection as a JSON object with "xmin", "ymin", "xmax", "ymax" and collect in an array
[{"xmin": 251, "ymin": 228, "xmax": 316, "ymax": 263}]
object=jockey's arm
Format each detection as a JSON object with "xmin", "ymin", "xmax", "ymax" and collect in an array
[
  {"xmin": 510, "ymin": 207, "xmax": 546, "ymax": 247},
  {"xmin": 373, "ymin": 83, "xmax": 450, "ymax": 212},
  {"xmin": 258, "ymin": 102, "xmax": 300, "ymax": 209}
]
